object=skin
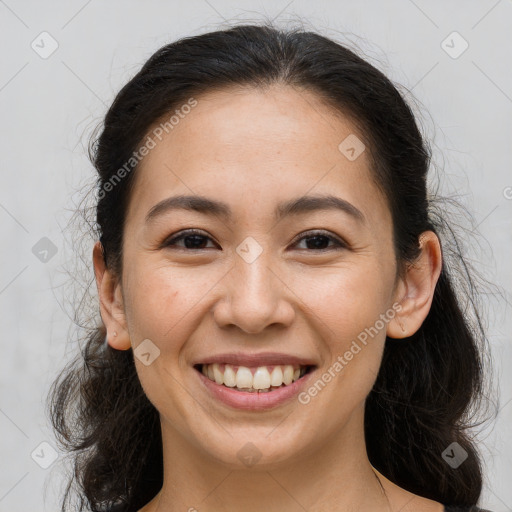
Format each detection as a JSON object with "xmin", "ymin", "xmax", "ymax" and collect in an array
[{"xmin": 93, "ymin": 85, "xmax": 443, "ymax": 511}]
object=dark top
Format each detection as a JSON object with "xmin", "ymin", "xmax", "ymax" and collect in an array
[{"xmin": 444, "ymin": 507, "xmax": 493, "ymax": 511}]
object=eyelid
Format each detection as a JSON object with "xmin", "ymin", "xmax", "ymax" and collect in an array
[
  {"xmin": 162, "ymin": 228, "xmax": 347, "ymax": 251},
  {"xmin": 162, "ymin": 228, "xmax": 219, "ymax": 249},
  {"xmin": 289, "ymin": 229, "xmax": 347, "ymax": 249}
]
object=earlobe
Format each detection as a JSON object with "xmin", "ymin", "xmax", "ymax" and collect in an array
[
  {"xmin": 93, "ymin": 241, "xmax": 131, "ymax": 350},
  {"xmin": 387, "ymin": 231, "xmax": 442, "ymax": 339}
]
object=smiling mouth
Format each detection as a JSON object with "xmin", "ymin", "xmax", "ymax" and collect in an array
[{"xmin": 194, "ymin": 363, "xmax": 315, "ymax": 393}]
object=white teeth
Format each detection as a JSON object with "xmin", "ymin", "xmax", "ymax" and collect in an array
[
  {"xmin": 212, "ymin": 363, "xmax": 224, "ymax": 385},
  {"xmin": 283, "ymin": 365, "xmax": 294, "ymax": 385},
  {"xmin": 253, "ymin": 367, "xmax": 271, "ymax": 389},
  {"xmin": 223, "ymin": 364, "xmax": 236, "ymax": 387},
  {"xmin": 201, "ymin": 363, "xmax": 307, "ymax": 390},
  {"xmin": 236, "ymin": 366, "xmax": 253, "ymax": 388},
  {"xmin": 270, "ymin": 366, "xmax": 283, "ymax": 386}
]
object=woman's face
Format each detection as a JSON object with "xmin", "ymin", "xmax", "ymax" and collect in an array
[{"xmin": 117, "ymin": 85, "xmax": 401, "ymax": 467}]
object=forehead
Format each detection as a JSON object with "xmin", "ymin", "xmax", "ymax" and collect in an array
[
  {"xmin": 126, "ymin": 84, "xmax": 388, "ymax": 226},
  {"xmin": 155, "ymin": 84, "xmax": 362, "ymax": 164}
]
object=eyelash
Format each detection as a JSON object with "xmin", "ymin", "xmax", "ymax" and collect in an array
[{"xmin": 162, "ymin": 229, "xmax": 347, "ymax": 252}]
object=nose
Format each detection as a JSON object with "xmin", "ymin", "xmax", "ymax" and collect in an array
[{"xmin": 212, "ymin": 255, "xmax": 295, "ymax": 334}]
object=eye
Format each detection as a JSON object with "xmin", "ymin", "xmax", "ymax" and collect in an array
[
  {"xmin": 292, "ymin": 230, "xmax": 347, "ymax": 251},
  {"xmin": 161, "ymin": 229, "xmax": 347, "ymax": 252},
  {"xmin": 162, "ymin": 229, "xmax": 218, "ymax": 250}
]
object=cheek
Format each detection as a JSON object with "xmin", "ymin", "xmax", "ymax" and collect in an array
[
  {"xmin": 289, "ymin": 261, "xmax": 393, "ymax": 391},
  {"xmin": 122, "ymin": 265, "xmax": 213, "ymax": 424},
  {"xmin": 290, "ymin": 261, "xmax": 394, "ymax": 341},
  {"xmin": 293, "ymin": 269, "xmax": 390, "ymax": 418},
  {"xmin": 122, "ymin": 260, "xmax": 224, "ymax": 346}
]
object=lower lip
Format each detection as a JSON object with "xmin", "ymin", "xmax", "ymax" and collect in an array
[{"xmin": 195, "ymin": 368, "xmax": 316, "ymax": 411}]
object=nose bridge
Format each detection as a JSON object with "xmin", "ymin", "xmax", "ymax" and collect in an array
[
  {"xmin": 215, "ymin": 245, "xmax": 294, "ymax": 333},
  {"xmin": 235, "ymin": 250, "xmax": 274, "ymax": 300}
]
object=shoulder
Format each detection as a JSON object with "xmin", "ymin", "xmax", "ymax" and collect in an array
[{"xmin": 375, "ymin": 469, "xmax": 493, "ymax": 512}]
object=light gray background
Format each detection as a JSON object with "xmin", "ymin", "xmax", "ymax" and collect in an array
[{"xmin": 1, "ymin": 1, "xmax": 511, "ymax": 510}]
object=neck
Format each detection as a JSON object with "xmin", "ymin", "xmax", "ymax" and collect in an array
[{"xmin": 146, "ymin": 408, "xmax": 392, "ymax": 512}]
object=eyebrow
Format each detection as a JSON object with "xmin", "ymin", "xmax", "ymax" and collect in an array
[{"xmin": 145, "ymin": 193, "xmax": 365, "ymax": 224}]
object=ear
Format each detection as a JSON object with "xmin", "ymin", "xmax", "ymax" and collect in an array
[
  {"xmin": 92, "ymin": 241, "xmax": 131, "ymax": 350},
  {"xmin": 387, "ymin": 231, "xmax": 442, "ymax": 339}
]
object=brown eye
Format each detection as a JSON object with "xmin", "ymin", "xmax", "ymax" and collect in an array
[
  {"xmin": 161, "ymin": 229, "xmax": 346, "ymax": 252},
  {"xmin": 163, "ymin": 230, "xmax": 218, "ymax": 250},
  {"xmin": 292, "ymin": 230, "xmax": 347, "ymax": 251}
]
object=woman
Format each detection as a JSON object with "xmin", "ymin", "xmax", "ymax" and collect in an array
[{"xmin": 48, "ymin": 23, "xmax": 494, "ymax": 511}]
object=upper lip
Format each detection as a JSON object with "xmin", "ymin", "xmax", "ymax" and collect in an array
[{"xmin": 193, "ymin": 352, "xmax": 318, "ymax": 368}]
